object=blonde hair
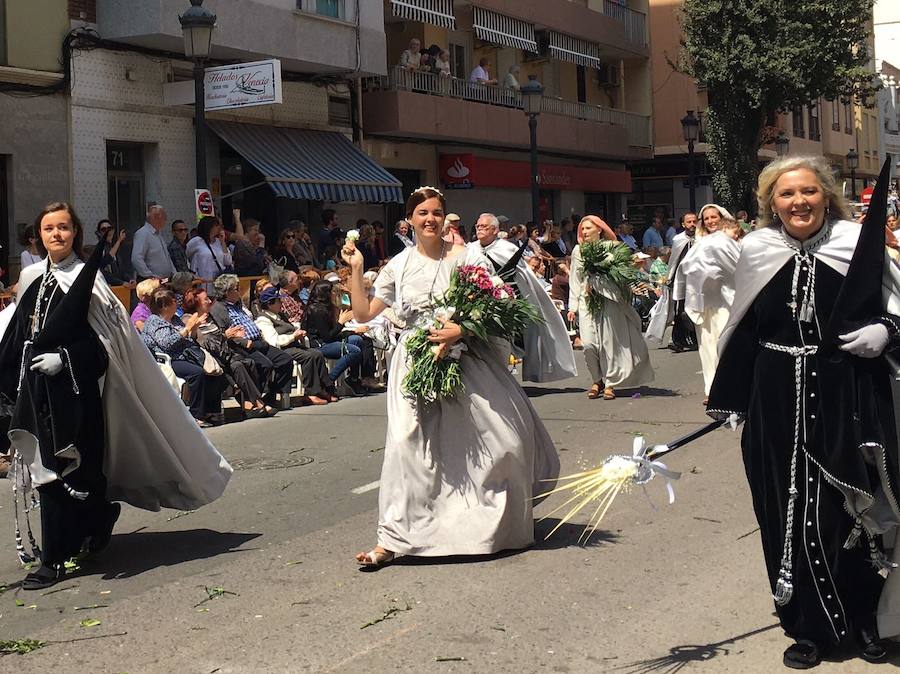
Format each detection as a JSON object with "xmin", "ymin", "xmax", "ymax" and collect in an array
[
  {"xmin": 136, "ymin": 278, "xmax": 161, "ymax": 302},
  {"xmin": 697, "ymin": 204, "xmax": 735, "ymax": 237},
  {"xmin": 756, "ymin": 155, "xmax": 850, "ymax": 228}
]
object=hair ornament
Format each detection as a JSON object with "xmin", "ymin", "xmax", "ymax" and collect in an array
[{"xmin": 411, "ymin": 185, "xmax": 445, "ymax": 198}]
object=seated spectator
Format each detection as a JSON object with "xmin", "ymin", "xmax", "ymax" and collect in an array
[
  {"xmin": 443, "ymin": 213, "xmax": 466, "ymax": 245},
  {"xmin": 232, "ymin": 217, "xmax": 269, "ymax": 276},
  {"xmin": 208, "ymin": 274, "xmax": 296, "ymax": 410},
  {"xmin": 527, "ymin": 256, "xmax": 553, "ymax": 291},
  {"xmin": 358, "ymin": 224, "xmax": 380, "ymax": 271},
  {"xmin": 165, "ymin": 271, "xmax": 197, "ymax": 314},
  {"xmin": 399, "ymin": 38, "xmax": 422, "ymax": 70},
  {"xmin": 131, "ymin": 278, "xmax": 161, "ymax": 331},
  {"xmin": 301, "ymin": 280, "xmax": 367, "ymax": 396},
  {"xmin": 249, "ymin": 277, "xmax": 273, "ymax": 317},
  {"xmin": 255, "ymin": 287, "xmax": 335, "ymax": 405},
  {"xmin": 503, "ymin": 64, "xmax": 521, "ymax": 91},
  {"xmin": 271, "ymin": 229, "xmax": 300, "ymax": 273},
  {"xmin": 322, "ymin": 245, "xmax": 343, "ymax": 271},
  {"xmin": 469, "ymin": 57, "xmax": 497, "ymax": 85},
  {"xmin": 642, "ymin": 216, "xmax": 666, "ymax": 249},
  {"xmin": 183, "ymin": 287, "xmax": 276, "ymax": 419},
  {"xmin": 550, "ymin": 260, "xmax": 570, "ymax": 308},
  {"xmin": 389, "ymin": 219, "xmax": 415, "ymax": 256},
  {"xmin": 141, "ymin": 287, "xmax": 229, "ymax": 427},
  {"xmin": 289, "ymin": 220, "xmax": 316, "ymax": 267},
  {"xmin": 19, "ymin": 222, "xmax": 43, "ymax": 270},
  {"xmin": 540, "ymin": 226, "xmax": 567, "ymax": 257},
  {"xmin": 298, "ymin": 268, "xmax": 320, "ymax": 304},
  {"xmin": 650, "ymin": 246, "xmax": 670, "ymax": 284},
  {"xmin": 617, "ymin": 222, "xmax": 638, "ymax": 251}
]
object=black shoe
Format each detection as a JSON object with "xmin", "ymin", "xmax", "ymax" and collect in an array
[
  {"xmin": 22, "ymin": 564, "xmax": 60, "ymax": 591},
  {"xmin": 88, "ymin": 502, "xmax": 121, "ymax": 555},
  {"xmin": 346, "ymin": 379, "xmax": 367, "ymax": 397},
  {"xmin": 857, "ymin": 626, "xmax": 886, "ymax": 662},
  {"xmin": 666, "ymin": 342, "xmax": 684, "ymax": 353},
  {"xmin": 783, "ymin": 641, "xmax": 821, "ymax": 669}
]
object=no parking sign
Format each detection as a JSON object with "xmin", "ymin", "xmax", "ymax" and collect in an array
[{"xmin": 195, "ymin": 189, "xmax": 214, "ymax": 222}]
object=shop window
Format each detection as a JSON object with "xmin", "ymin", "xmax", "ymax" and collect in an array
[
  {"xmin": 106, "ymin": 142, "xmax": 146, "ymax": 240},
  {"xmin": 808, "ymin": 103, "xmax": 820, "ymax": 141},
  {"xmin": 831, "ymin": 100, "xmax": 840, "ymax": 131},
  {"xmin": 296, "ymin": 0, "xmax": 347, "ymax": 20},
  {"xmin": 844, "ymin": 101, "xmax": 853, "ymax": 134}
]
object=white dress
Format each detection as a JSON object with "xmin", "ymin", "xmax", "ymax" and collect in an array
[
  {"xmin": 373, "ymin": 246, "xmax": 560, "ymax": 556},
  {"xmin": 187, "ymin": 237, "xmax": 233, "ymax": 289},
  {"xmin": 569, "ymin": 244, "xmax": 654, "ymax": 388}
]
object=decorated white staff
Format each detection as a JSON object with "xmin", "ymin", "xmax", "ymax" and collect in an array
[{"xmin": 538, "ymin": 418, "xmax": 731, "ymax": 543}]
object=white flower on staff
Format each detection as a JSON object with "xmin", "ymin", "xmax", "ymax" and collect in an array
[
  {"xmin": 346, "ymin": 229, "xmax": 360, "ymax": 242},
  {"xmin": 433, "ymin": 306, "xmax": 456, "ymax": 323},
  {"xmin": 490, "ymin": 275, "xmax": 503, "ymax": 288}
]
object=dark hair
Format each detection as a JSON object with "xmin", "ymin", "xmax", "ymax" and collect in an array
[
  {"xmin": 181, "ymin": 287, "xmax": 208, "ymax": 314},
  {"xmin": 17, "ymin": 222, "xmax": 38, "ymax": 247},
  {"xmin": 372, "ymin": 220, "xmax": 384, "ymax": 230},
  {"xmin": 97, "ymin": 219, "xmax": 113, "ymax": 231},
  {"xmin": 277, "ymin": 228, "xmax": 296, "ymax": 250},
  {"xmin": 356, "ymin": 218, "xmax": 368, "ymax": 228},
  {"xmin": 405, "ymin": 188, "xmax": 446, "ymax": 219},
  {"xmin": 148, "ymin": 288, "xmax": 177, "ymax": 315},
  {"xmin": 171, "ymin": 219, "xmax": 187, "ymax": 230},
  {"xmin": 321, "ymin": 209, "xmax": 336, "ymax": 226},
  {"xmin": 309, "ymin": 280, "xmax": 336, "ymax": 308},
  {"xmin": 34, "ymin": 202, "xmax": 85, "ymax": 259},
  {"xmin": 197, "ymin": 215, "xmax": 220, "ymax": 243}
]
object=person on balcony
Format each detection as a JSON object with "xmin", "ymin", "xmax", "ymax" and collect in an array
[
  {"xmin": 399, "ymin": 39, "xmax": 422, "ymax": 71},
  {"xmin": 436, "ymin": 49, "xmax": 451, "ymax": 78},
  {"xmin": 469, "ymin": 58, "xmax": 497, "ymax": 85},
  {"xmin": 503, "ymin": 64, "xmax": 521, "ymax": 91}
]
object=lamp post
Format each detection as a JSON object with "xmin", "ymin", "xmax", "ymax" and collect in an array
[
  {"xmin": 179, "ymin": 0, "xmax": 217, "ymax": 190},
  {"xmin": 775, "ymin": 130, "xmax": 789, "ymax": 158},
  {"xmin": 681, "ymin": 110, "xmax": 700, "ymax": 213},
  {"xmin": 521, "ymin": 75, "xmax": 543, "ymax": 230},
  {"xmin": 846, "ymin": 148, "xmax": 859, "ymax": 201}
]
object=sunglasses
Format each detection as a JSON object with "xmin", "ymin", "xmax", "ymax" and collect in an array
[
  {"xmin": 284, "ymin": 234, "xmax": 296, "ymax": 239},
  {"xmin": 173, "ymin": 228, "xmax": 188, "ymax": 233}
]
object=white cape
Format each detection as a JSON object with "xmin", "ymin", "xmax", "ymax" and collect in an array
[
  {"xmin": 646, "ymin": 231, "xmax": 696, "ymax": 344},
  {"xmin": 470, "ymin": 239, "xmax": 578, "ymax": 383},
  {"xmin": 5, "ymin": 259, "xmax": 232, "ymax": 511},
  {"xmin": 674, "ymin": 231, "xmax": 741, "ymax": 325}
]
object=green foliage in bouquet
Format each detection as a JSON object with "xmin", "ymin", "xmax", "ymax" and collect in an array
[
  {"xmin": 402, "ymin": 264, "xmax": 541, "ymax": 403},
  {"xmin": 579, "ymin": 240, "xmax": 639, "ymax": 317}
]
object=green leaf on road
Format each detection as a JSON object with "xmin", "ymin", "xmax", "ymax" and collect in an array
[
  {"xmin": 194, "ymin": 586, "xmax": 239, "ymax": 608},
  {"xmin": 284, "ymin": 561, "xmax": 304, "ymax": 566},
  {"xmin": 74, "ymin": 604, "xmax": 109, "ymax": 611},
  {"xmin": 435, "ymin": 656, "xmax": 467, "ymax": 662},
  {"xmin": 0, "ymin": 638, "xmax": 45, "ymax": 654},
  {"xmin": 15, "ymin": 599, "xmax": 24, "ymax": 606},
  {"xmin": 79, "ymin": 618, "xmax": 102, "ymax": 628},
  {"xmin": 360, "ymin": 603, "xmax": 411, "ymax": 629}
]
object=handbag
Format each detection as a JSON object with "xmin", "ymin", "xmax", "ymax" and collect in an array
[{"xmin": 182, "ymin": 343, "xmax": 224, "ymax": 376}]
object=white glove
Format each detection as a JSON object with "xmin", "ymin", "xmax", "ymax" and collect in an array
[
  {"xmin": 30, "ymin": 352, "xmax": 64, "ymax": 376},
  {"xmin": 839, "ymin": 323, "xmax": 890, "ymax": 359}
]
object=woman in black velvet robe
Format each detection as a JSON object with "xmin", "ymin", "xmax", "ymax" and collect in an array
[
  {"xmin": 0, "ymin": 203, "xmax": 119, "ymax": 590},
  {"xmin": 708, "ymin": 156, "xmax": 900, "ymax": 669}
]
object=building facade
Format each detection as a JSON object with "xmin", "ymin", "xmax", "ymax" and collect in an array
[{"xmin": 361, "ymin": 0, "xmax": 653, "ymax": 228}]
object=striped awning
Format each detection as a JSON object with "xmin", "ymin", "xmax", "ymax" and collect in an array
[
  {"xmin": 548, "ymin": 31, "xmax": 601, "ymax": 69},
  {"xmin": 390, "ymin": 0, "xmax": 456, "ymax": 29},
  {"xmin": 209, "ymin": 121, "xmax": 403, "ymax": 204},
  {"xmin": 473, "ymin": 6, "xmax": 538, "ymax": 53}
]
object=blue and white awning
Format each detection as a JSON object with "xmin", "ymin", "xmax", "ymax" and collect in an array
[
  {"xmin": 209, "ymin": 121, "xmax": 403, "ymax": 204},
  {"xmin": 549, "ymin": 31, "xmax": 601, "ymax": 69}
]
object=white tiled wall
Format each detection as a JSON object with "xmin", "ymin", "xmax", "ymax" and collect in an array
[{"xmin": 70, "ymin": 48, "xmax": 340, "ymax": 229}]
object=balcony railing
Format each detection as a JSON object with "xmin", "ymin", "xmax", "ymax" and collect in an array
[
  {"xmin": 604, "ymin": 0, "xmax": 647, "ymax": 47},
  {"xmin": 365, "ymin": 66, "xmax": 652, "ymax": 148}
]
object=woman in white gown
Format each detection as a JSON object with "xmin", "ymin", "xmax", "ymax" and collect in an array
[
  {"xmin": 673, "ymin": 204, "xmax": 742, "ymax": 403},
  {"xmin": 342, "ymin": 187, "xmax": 560, "ymax": 566},
  {"xmin": 567, "ymin": 216, "xmax": 654, "ymax": 400}
]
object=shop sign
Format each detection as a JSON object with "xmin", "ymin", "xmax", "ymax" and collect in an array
[
  {"xmin": 204, "ymin": 59, "xmax": 283, "ymax": 111},
  {"xmin": 440, "ymin": 154, "xmax": 475, "ymax": 189},
  {"xmin": 439, "ymin": 155, "xmax": 630, "ymax": 193}
]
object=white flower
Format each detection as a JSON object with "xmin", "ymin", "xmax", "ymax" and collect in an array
[
  {"xmin": 346, "ymin": 229, "xmax": 360, "ymax": 242},
  {"xmin": 490, "ymin": 275, "xmax": 503, "ymax": 288},
  {"xmin": 470, "ymin": 308, "xmax": 482, "ymax": 321},
  {"xmin": 499, "ymin": 290, "xmax": 509, "ymax": 300},
  {"xmin": 434, "ymin": 306, "xmax": 456, "ymax": 323}
]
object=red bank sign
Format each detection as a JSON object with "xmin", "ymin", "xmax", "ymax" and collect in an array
[{"xmin": 439, "ymin": 154, "xmax": 631, "ymax": 193}]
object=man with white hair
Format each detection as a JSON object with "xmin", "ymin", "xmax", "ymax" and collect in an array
[
  {"xmin": 132, "ymin": 204, "xmax": 176, "ymax": 280},
  {"xmin": 470, "ymin": 213, "xmax": 577, "ymax": 383}
]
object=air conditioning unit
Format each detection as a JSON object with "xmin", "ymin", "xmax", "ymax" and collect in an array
[{"xmin": 597, "ymin": 61, "xmax": 620, "ymax": 88}]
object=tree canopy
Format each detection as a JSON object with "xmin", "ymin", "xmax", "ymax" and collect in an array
[{"xmin": 680, "ymin": 0, "xmax": 878, "ymax": 212}]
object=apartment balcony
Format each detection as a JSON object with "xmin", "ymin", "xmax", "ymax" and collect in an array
[
  {"xmin": 96, "ymin": 0, "xmax": 387, "ymax": 76},
  {"xmin": 363, "ymin": 66, "xmax": 651, "ymax": 159}
]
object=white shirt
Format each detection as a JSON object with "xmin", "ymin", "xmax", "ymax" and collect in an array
[
  {"xmin": 187, "ymin": 236, "xmax": 233, "ymax": 289},
  {"xmin": 469, "ymin": 65, "xmax": 489, "ymax": 83},
  {"xmin": 20, "ymin": 250, "xmax": 43, "ymax": 270}
]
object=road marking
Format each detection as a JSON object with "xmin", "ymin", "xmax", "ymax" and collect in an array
[{"xmin": 351, "ymin": 480, "xmax": 380, "ymax": 495}]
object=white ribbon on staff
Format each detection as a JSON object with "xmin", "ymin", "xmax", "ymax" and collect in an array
[{"xmin": 627, "ymin": 436, "xmax": 681, "ymax": 505}]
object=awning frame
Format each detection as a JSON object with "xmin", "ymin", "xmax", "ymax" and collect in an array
[{"xmin": 473, "ymin": 6, "xmax": 538, "ymax": 53}]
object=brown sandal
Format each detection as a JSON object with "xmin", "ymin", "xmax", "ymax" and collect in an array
[
  {"xmin": 603, "ymin": 387, "xmax": 616, "ymax": 400},
  {"xmin": 587, "ymin": 383, "xmax": 602, "ymax": 399}
]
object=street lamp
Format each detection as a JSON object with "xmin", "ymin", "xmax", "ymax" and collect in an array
[
  {"xmin": 681, "ymin": 110, "xmax": 700, "ymax": 213},
  {"xmin": 521, "ymin": 75, "xmax": 543, "ymax": 230},
  {"xmin": 179, "ymin": 0, "xmax": 217, "ymax": 190},
  {"xmin": 775, "ymin": 131, "xmax": 789, "ymax": 158},
  {"xmin": 847, "ymin": 148, "xmax": 859, "ymax": 201}
]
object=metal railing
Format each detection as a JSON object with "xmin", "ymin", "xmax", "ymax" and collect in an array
[
  {"xmin": 604, "ymin": 0, "xmax": 647, "ymax": 47},
  {"xmin": 366, "ymin": 66, "xmax": 652, "ymax": 148}
]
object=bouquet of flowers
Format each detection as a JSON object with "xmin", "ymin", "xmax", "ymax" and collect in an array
[
  {"xmin": 579, "ymin": 240, "xmax": 641, "ymax": 317},
  {"xmin": 402, "ymin": 264, "xmax": 540, "ymax": 403}
]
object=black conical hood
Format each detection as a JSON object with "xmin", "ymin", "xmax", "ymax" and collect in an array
[
  {"xmin": 822, "ymin": 155, "xmax": 892, "ymax": 350},
  {"xmin": 32, "ymin": 234, "xmax": 108, "ymax": 349},
  {"xmin": 496, "ymin": 239, "xmax": 528, "ymax": 282}
]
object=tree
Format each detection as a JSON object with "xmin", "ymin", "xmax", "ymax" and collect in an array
[{"xmin": 679, "ymin": 0, "xmax": 879, "ymax": 213}]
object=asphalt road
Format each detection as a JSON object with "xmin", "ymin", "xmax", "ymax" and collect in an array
[{"xmin": 0, "ymin": 345, "xmax": 897, "ymax": 673}]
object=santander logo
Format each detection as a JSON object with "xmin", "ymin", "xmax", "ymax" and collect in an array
[{"xmin": 447, "ymin": 158, "xmax": 470, "ymax": 179}]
